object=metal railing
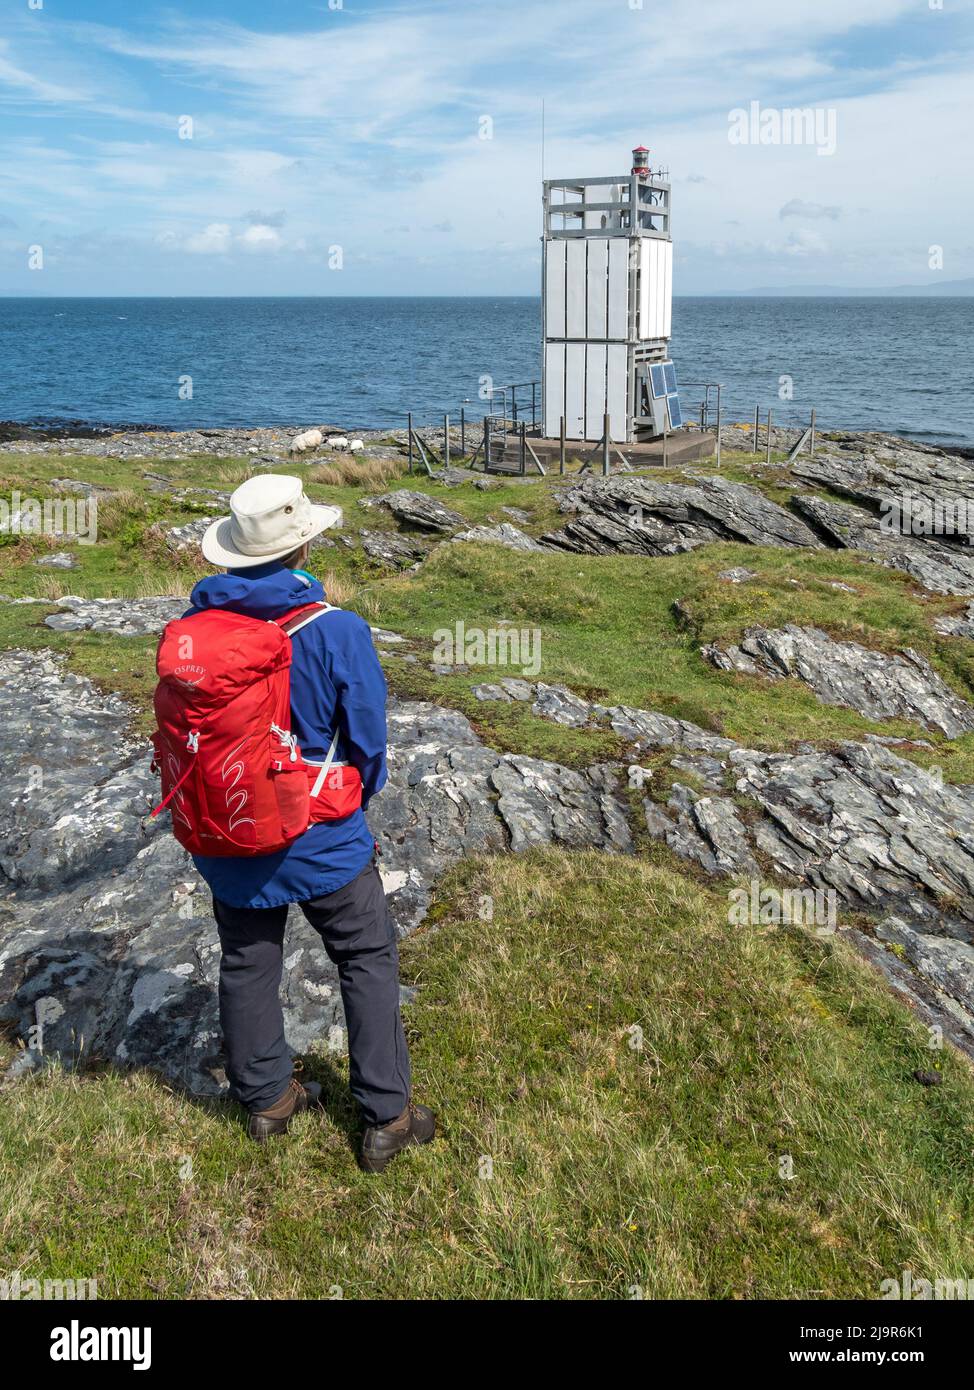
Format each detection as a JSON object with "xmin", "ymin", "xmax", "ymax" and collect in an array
[
  {"xmin": 495, "ymin": 381, "xmax": 539, "ymax": 430},
  {"xmin": 681, "ymin": 381, "xmax": 820, "ymax": 467}
]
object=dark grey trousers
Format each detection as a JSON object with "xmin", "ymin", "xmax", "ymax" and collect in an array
[{"xmin": 213, "ymin": 860, "xmax": 411, "ymax": 1126}]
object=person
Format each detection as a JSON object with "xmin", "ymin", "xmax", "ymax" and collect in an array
[{"xmin": 186, "ymin": 473, "xmax": 434, "ymax": 1171}]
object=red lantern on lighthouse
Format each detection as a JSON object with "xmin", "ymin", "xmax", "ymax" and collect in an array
[{"xmin": 631, "ymin": 145, "xmax": 650, "ymax": 176}]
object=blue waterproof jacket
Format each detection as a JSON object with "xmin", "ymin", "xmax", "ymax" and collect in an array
[{"xmin": 186, "ymin": 562, "xmax": 387, "ymax": 908}]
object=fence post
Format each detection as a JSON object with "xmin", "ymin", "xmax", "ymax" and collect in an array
[
  {"xmin": 532, "ymin": 381, "xmax": 537, "ymax": 429},
  {"xmin": 809, "ymin": 407, "xmax": 816, "ymax": 457},
  {"xmin": 519, "ymin": 420, "xmax": 526, "ymax": 476},
  {"xmin": 602, "ymin": 413, "xmax": 610, "ymax": 476},
  {"xmin": 715, "ymin": 384, "xmax": 722, "ymax": 469},
  {"xmin": 407, "ymin": 412, "xmax": 413, "ymax": 474},
  {"xmin": 766, "ymin": 408, "xmax": 773, "ymax": 466},
  {"xmin": 753, "ymin": 405, "xmax": 759, "ymax": 453},
  {"xmin": 560, "ymin": 416, "xmax": 566, "ymax": 474},
  {"xmin": 460, "ymin": 407, "xmax": 466, "ymax": 456},
  {"xmin": 443, "ymin": 414, "xmax": 450, "ymax": 471},
  {"xmin": 484, "ymin": 415, "xmax": 491, "ymax": 472}
]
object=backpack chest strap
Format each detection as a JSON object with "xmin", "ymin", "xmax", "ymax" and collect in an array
[{"xmin": 275, "ymin": 601, "xmax": 340, "ymax": 637}]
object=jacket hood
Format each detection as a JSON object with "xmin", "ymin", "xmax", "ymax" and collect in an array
[{"xmin": 187, "ymin": 562, "xmax": 326, "ymax": 620}]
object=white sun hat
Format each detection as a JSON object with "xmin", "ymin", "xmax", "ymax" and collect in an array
[{"xmin": 201, "ymin": 474, "xmax": 342, "ymax": 569}]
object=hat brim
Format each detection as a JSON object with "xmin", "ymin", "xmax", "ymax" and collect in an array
[{"xmin": 200, "ymin": 504, "xmax": 343, "ymax": 569}]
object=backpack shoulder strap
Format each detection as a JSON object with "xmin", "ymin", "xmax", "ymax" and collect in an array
[{"xmin": 275, "ymin": 602, "xmax": 341, "ymax": 637}]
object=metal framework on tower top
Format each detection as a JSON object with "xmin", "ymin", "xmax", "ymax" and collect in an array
[{"xmin": 543, "ymin": 170, "xmax": 672, "ymax": 240}]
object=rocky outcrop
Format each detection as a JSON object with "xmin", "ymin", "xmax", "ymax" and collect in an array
[
  {"xmin": 471, "ymin": 678, "xmax": 974, "ymax": 1051},
  {"xmin": 451, "ymin": 523, "xmax": 545, "ymax": 551},
  {"xmin": 43, "ymin": 596, "xmax": 187, "ymax": 636},
  {"xmin": 361, "ymin": 490, "xmax": 464, "ymax": 533},
  {"xmin": 702, "ymin": 625, "xmax": 974, "ymax": 737},
  {"xmin": 358, "ymin": 529, "xmax": 431, "ymax": 570},
  {"xmin": 0, "ymin": 650, "xmax": 631, "ymax": 1095},
  {"xmin": 791, "ymin": 493, "xmax": 974, "ymax": 597},
  {"xmin": 165, "ymin": 517, "xmax": 211, "ymax": 555},
  {"xmin": 935, "ymin": 603, "xmax": 974, "ymax": 639},
  {"xmin": 540, "ymin": 475, "xmax": 821, "ymax": 555},
  {"xmin": 35, "ymin": 552, "xmax": 78, "ymax": 570},
  {"xmin": 792, "ymin": 446, "xmax": 974, "ymax": 541},
  {"xmin": 0, "ymin": 425, "xmax": 400, "ymax": 463}
]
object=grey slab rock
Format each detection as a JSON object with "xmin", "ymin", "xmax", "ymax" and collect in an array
[
  {"xmin": 472, "ymin": 679, "xmax": 736, "ymax": 754},
  {"xmin": 43, "ymin": 595, "xmax": 187, "ymax": 637},
  {"xmin": 35, "ymin": 552, "xmax": 79, "ymax": 570},
  {"xmin": 717, "ymin": 567, "xmax": 758, "ymax": 584},
  {"xmin": 359, "ymin": 529, "xmax": 431, "ymax": 569},
  {"xmin": 451, "ymin": 523, "xmax": 545, "ymax": 551},
  {"xmin": 703, "ymin": 625, "xmax": 974, "ymax": 737},
  {"xmin": 165, "ymin": 516, "xmax": 211, "ymax": 554},
  {"xmin": 648, "ymin": 784, "xmax": 759, "ymax": 877},
  {"xmin": 541, "ymin": 475, "xmax": 821, "ymax": 555},
  {"xmin": 792, "ymin": 448, "xmax": 974, "ymax": 540},
  {"xmin": 361, "ymin": 490, "xmax": 464, "ymax": 533},
  {"xmin": 934, "ymin": 603, "xmax": 974, "ymax": 639},
  {"xmin": 532, "ymin": 682, "xmax": 596, "ymax": 727},
  {"xmin": 791, "ymin": 493, "xmax": 974, "ymax": 597}
]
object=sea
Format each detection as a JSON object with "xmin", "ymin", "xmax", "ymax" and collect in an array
[{"xmin": 1, "ymin": 296, "xmax": 971, "ymax": 446}]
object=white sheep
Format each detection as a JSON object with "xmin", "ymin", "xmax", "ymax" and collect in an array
[
  {"xmin": 349, "ymin": 439, "xmax": 365, "ymax": 453},
  {"xmin": 326, "ymin": 435, "xmax": 349, "ymax": 451},
  {"xmin": 290, "ymin": 429, "xmax": 323, "ymax": 454}
]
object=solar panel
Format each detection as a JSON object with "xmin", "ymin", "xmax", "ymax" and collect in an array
[
  {"xmin": 667, "ymin": 394, "xmax": 683, "ymax": 429},
  {"xmin": 650, "ymin": 364, "xmax": 667, "ymax": 398},
  {"xmin": 663, "ymin": 361, "xmax": 678, "ymax": 395}
]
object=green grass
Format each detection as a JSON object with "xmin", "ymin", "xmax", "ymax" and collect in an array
[
  {"xmin": 4, "ymin": 447, "xmax": 973, "ymax": 773},
  {"xmin": 2, "ymin": 849, "xmax": 972, "ymax": 1299},
  {"xmin": 370, "ymin": 540, "xmax": 974, "ymax": 780}
]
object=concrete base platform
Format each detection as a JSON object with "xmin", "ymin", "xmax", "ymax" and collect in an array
[{"xmin": 491, "ymin": 428, "xmax": 714, "ymax": 472}]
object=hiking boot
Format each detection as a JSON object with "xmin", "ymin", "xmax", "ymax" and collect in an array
[
  {"xmin": 247, "ymin": 1077, "xmax": 323, "ymax": 1142},
  {"xmin": 359, "ymin": 1102, "xmax": 436, "ymax": 1174}
]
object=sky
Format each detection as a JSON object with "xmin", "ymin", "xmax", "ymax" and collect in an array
[{"xmin": 1, "ymin": 0, "xmax": 973, "ymax": 295}]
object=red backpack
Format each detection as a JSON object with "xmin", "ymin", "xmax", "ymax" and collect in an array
[{"xmin": 150, "ymin": 601, "xmax": 362, "ymax": 857}]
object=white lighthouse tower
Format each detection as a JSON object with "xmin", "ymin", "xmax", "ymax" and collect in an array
[{"xmin": 542, "ymin": 145, "xmax": 680, "ymax": 444}]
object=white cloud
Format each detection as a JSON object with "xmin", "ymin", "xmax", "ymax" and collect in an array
[
  {"xmin": 239, "ymin": 224, "xmax": 282, "ymax": 252},
  {"xmin": 184, "ymin": 223, "xmax": 232, "ymax": 255}
]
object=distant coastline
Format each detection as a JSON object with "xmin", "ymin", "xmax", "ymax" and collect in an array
[{"xmin": 1, "ymin": 284, "xmax": 973, "ymax": 298}]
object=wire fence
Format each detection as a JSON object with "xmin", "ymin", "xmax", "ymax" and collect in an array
[{"xmin": 397, "ymin": 380, "xmax": 822, "ymax": 476}]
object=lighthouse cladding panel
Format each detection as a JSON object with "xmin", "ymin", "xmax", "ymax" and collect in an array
[
  {"xmin": 565, "ymin": 240, "xmax": 587, "ymax": 338},
  {"xmin": 545, "ymin": 240, "xmax": 566, "ymax": 338},
  {"xmin": 607, "ymin": 240, "xmax": 629, "ymax": 340},
  {"xmin": 638, "ymin": 239, "xmax": 673, "ymax": 340},
  {"xmin": 543, "ymin": 236, "xmax": 632, "ymax": 440},
  {"xmin": 586, "ymin": 238, "xmax": 608, "ymax": 338}
]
